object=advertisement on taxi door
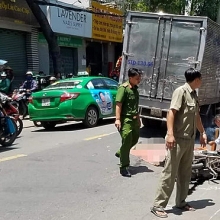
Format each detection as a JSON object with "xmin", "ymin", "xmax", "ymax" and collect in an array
[{"xmin": 90, "ymin": 90, "xmax": 113, "ymax": 115}]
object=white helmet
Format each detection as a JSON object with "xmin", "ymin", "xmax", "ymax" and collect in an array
[
  {"xmin": 1, "ymin": 72, "xmax": 7, "ymax": 77},
  {"xmin": 49, "ymin": 76, "xmax": 56, "ymax": 81},
  {"xmin": 26, "ymin": 71, "xmax": 33, "ymax": 75}
]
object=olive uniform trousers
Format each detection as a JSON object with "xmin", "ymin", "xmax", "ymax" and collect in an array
[
  {"xmin": 117, "ymin": 117, "xmax": 140, "ymax": 168},
  {"xmin": 153, "ymin": 137, "xmax": 194, "ymax": 208}
]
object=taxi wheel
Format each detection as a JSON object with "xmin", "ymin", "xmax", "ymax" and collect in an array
[
  {"xmin": 83, "ymin": 106, "xmax": 99, "ymax": 128},
  {"xmin": 41, "ymin": 122, "xmax": 57, "ymax": 130}
]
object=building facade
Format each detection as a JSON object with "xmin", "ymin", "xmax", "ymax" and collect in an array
[
  {"xmin": 46, "ymin": 0, "xmax": 124, "ymax": 77},
  {"xmin": 0, "ymin": 0, "xmax": 123, "ymax": 83},
  {"xmin": 0, "ymin": 0, "xmax": 39, "ymax": 86}
]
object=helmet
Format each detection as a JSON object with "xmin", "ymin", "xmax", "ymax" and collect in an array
[
  {"xmin": 4, "ymin": 66, "xmax": 12, "ymax": 70},
  {"xmin": 49, "ymin": 76, "xmax": 56, "ymax": 81},
  {"xmin": 26, "ymin": 71, "xmax": 33, "ymax": 75},
  {"xmin": 1, "ymin": 72, "xmax": 7, "ymax": 77},
  {"xmin": 68, "ymin": 73, "xmax": 73, "ymax": 78}
]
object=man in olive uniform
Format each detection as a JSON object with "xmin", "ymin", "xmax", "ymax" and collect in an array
[
  {"xmin": 115, "ymin": 68, "xmax": 142, "ymax": 177},
  {"xmin": 151, "ymin": 68, "xmax": 207, "ymax": 218}
]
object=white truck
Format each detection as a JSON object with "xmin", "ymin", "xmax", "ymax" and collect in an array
[{"xmin": 119, "ymin": 11, "xmax": 220, "ymax": 127}]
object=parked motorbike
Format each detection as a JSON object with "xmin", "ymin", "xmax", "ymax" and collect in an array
[
  {"xmin": 0, "ymin": 93, "xmax": 18, "ymax": 146},
  {"xmin": 3, "ymin": 98, "xmax": 23, "ymax": 136},
  {"xmin": 11, "ymin": 88, "xmax": 30, "ymax": 119}
]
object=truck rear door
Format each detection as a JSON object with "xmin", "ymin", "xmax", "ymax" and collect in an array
[{"xmin": 121, "ymin": 13, "xmax": 203, "ymax": 100}]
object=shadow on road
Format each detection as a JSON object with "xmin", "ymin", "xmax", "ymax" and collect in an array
[
  {"xmin": 166, "ymin": 199, "xmax": 215, "ymax": 216},
  {"xmin": 140, "ymin": 124, "xmax": 166, "ymax": 139},
  {"xmin": 32, "ymin": 118, "xmax": 115, "ymax": 133},
  {"xmin": 188, "ymin": 180, "xmax": 206, "ymax": 196},
  {"xmin": 0, "ymin": 146, "xmax": 18, "ymax": 153},
  {"xmin": 129, "ymin": 165, "xmax": 154, "ymax": 175}
]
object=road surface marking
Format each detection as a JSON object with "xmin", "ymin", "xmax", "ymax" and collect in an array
[
  {"xmin": 209, "ymin": 208, "xmax": 220, "ymax": 219},
  {"xmin": 84, "ymin": 132, "xmax": 117, "ymax": 141},
  {"xmin": 0, "ymin": 154, "xmax": 27, "ymax": 163}
]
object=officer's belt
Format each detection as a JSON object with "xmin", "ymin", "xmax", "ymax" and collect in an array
[{"xmin": 122, "ymin": 115, "xmax": 138, "ymax": 119}]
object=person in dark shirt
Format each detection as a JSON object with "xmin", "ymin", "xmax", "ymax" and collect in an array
[{"xmin": 20, "ymin": 71, "xmax": 38, "ymax": 92}]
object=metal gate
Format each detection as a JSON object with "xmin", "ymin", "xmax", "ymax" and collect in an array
[{"xmin": 0, "ymin": 29, "xmax": 27, "ymax": 81}]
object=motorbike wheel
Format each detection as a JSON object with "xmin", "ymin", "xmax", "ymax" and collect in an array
[
  {"xmin": 0, "ymin": 119, "xmax": 18, "ymax": 147},
  {"xmin": 20, "ymin": 101, "xmax": 28, "ymax": 119},
  {"xmin": 14, "ymin": 118, "xmax": 23, "ymax": 136},
  {"xmin": 41, "ymin": 122, "xmax": 57, "ymax": 130},
  {"xmin": 11, "ymin": 101, "xmax": 19, "ymax": 110},
  {"xmin": 33, "ymin": 121, "xmax": 42, "ymax": 127}
]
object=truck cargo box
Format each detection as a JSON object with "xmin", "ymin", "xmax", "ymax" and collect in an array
[{"xmin": 120, "ymin": 11, "xmax": 220, "ymax": 123}]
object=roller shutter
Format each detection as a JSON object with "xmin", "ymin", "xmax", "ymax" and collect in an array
[
  {"xmin": 50, "ymin": 47, "xmax": 78, "ymax": 76},
  {"xmin": 0, "ymin": 29, "xmax": 27, "ymax": 85}
]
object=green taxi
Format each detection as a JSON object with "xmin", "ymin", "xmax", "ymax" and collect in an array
[{"xmin": 28, "ymin": 76, "xmax": 118, "ymax": 130}]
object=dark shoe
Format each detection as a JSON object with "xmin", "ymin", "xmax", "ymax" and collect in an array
[
  {"xmin": 176, "ymin": 203, "xmax": 196, "ymax": 211},
  {"xmin": 115, "ymin": 152, "xmax": 120, "ymax": 158},
  {"xmin": 120, "ymin": 167, "xmax": 131, "ymax": 177}
]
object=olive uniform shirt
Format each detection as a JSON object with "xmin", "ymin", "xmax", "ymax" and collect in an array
[
  {"xmin": 170, "ymin": 83, "xmax": 199, "ymax": 139},
  {"xmin": 115, "ymin": 81, "xmax": 139, "ymax": 117}
]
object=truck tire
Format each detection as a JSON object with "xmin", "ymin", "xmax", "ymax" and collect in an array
[{"xmin": 142, "ymin": 118, "xmax": 162, "ymax": 128}]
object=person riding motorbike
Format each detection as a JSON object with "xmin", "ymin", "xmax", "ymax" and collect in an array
[
  {"xmin": 67, "ymin": 73, "xmax": 73, "ymax": 78},
  {"xmin": 20, "ymin": 71, "xmax": 38, "ymax": 93},
  {"xmin": 4, "ymin": 66, "xmax": 14, "ymax": 82},
  {"xmin": 49, "ymin": 76, "xmax": 57, "ymax": 85},
  {"xmin": 0, "ymin": 72, "xmax": 11, "ymax": 95}
]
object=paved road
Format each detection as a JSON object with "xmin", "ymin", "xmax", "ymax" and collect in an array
[{"xmin": 0, "ymin": 120, "xmax": 219, "ymax": 220}]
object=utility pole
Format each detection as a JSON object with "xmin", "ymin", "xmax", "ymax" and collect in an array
[{"xmin": 217, "ymin": 2, "xmax": 220, "ymax": 24}]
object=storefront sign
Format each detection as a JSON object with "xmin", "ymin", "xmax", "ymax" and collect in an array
[
  {"xmin": 38, "ymin": 33, "xmax": 83, "ymax": 48},
  {"xmin": 49, "ymin": 6, "xmax": 92, "ymax": 38},
  {"xmin": 0, "ymin": 0, "xmax": 38, "ymax": 25},
  {"xmin": 92, "ymin": 1, "xmax": 123, "ymax": 43}
]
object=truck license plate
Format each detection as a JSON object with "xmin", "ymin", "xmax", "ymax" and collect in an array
[
  {"xmin": 150, "ymin": 108, "xmax": 162, "ymax": 117},
  {"xmin": 42, "ymin": 98, "xmax": 50, "ymax": 106}
]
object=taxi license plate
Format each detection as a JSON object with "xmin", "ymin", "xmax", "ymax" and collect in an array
[
  {"xmin": 42, "ymin": 98, "xmax": 50, "ymax": 106},
  {"xmin": 150, "ymin": 108, "xmax": 162, "ymax": 117}
]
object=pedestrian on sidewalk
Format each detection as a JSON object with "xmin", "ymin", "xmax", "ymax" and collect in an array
[
  {"xmin": 151, "ymin": 68, "xmax": 207, "ymax": 218},
  {"xmin": 115, "ymin": 68, "xmax": 142, "ymax": 177}
]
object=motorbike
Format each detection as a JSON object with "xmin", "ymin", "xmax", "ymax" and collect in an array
[
  {"xmin": 191, "ymin": 150, "xmax": 220, "ymax": 182},
  {"xmin": 0, "ymin": 93, "xmax": 18, "ymax": 146},
  {"xmin": 11, "ymin": 88, "xmax": 30, "ymax": 119},
  {"xmin": 110, "ymin": 69, "xmax": 119, "ymax": 82},
  {"xmin": 3, "ymin": 98, "xmax": 23, "ymax": 136}
]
